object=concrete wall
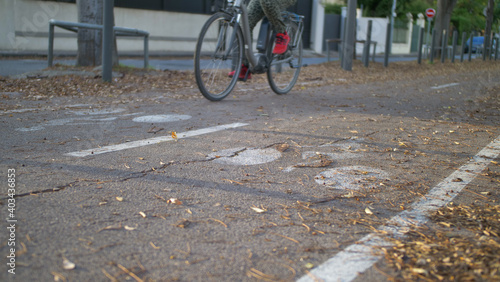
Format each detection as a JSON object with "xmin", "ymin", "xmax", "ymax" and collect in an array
[
  {"xmin": 356, "ymin": 15, "xmax": 425, "ymax": 55},
  {"xmin": 356, "ymin": 17, "xmax": 388, "ymax": 55},
  {"xmin": 0, "ymin": 0, "xmax": 210, "ymax": 55}
]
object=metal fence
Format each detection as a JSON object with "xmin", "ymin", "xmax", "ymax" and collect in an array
[{"xmin": 48, "ymin": 19, "xmax": 150, "ymax": 68}]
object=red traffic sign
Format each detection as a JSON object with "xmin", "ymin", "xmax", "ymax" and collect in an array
[{"xmin": 425, "ymin": 8, "xmax": 436, "ymax": 19}]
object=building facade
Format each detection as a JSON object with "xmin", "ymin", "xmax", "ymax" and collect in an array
[{"xmin": 0, "ymin": 0, "xmax": 324, "ymax": 56}]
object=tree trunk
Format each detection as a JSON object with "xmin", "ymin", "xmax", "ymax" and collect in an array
[
  {"xmin": 434, "ymin": 0, "xmax": 457, "ymax": 57},
  {"xmin": 484, "ymin": 0, "xmax": 495, "ymax": 57},
  {"xmin": 77, "ymin": 0, "xmax": 102, "ymax": 66},
  {"xmin": 77, "ymin": 0, "xmax": 118, "ymax": 67}
]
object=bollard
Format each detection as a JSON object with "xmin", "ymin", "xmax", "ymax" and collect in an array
[
  {"xmin": 451, "ymin": 30, "xmax": 457, "ymax": 63},
  {"xmin": 48, "ymin": 23, "xmax": 55, "ymax": 67},
  {"xmin": 451, "ymin": 30, "xmax": 458, "ymax": 63},
  {"xmin": 363, "ymin": 20, "xmax": 372, "ymax": 67},
  {"xmin": 495, "ymin": 39, "xmax": 499, "ymax": 61},
  {"xmin": 489, "ymin": 37, "xmax": 494, "ymax": 60},
  {"xmin": 430, "ymin": 29, "xmax": 436, "ymax": 63},
  {"xmin": 417, "ymin": 26, "xmax": 424, "ymax": 64},
  {"xmin": 441, "ymin": 29, "xmax": 447, "ymax": 63},
  {"xmin": 102, "ymin": 0, "xmax": 114, "ymax": 82},
  {"xmin": 384, "ymin": 23, "xmax": 391, "ymax": 67},
  {"xmin": 468, "ymin": 32, "xmax": 474, "ymax": 62},
  {"xmin": 460, "ymin": 32, "xmax": 466, "ymax": 62}
]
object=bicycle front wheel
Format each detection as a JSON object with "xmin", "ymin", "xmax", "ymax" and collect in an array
[
  {"xmin": 267, "ymin": 21, "xmax": 303, "ymax": 95},
  {"xmin": 194, "ymin": 12, "xmax": 243, "ymax": 101}
]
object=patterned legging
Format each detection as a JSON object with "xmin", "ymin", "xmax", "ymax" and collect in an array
[{"xmin": 247, "ymin": 0, "xmax": 297, "ymax": 34}]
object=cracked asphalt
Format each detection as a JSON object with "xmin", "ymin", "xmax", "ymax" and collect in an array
[{"xmin": 1, "ymin": 60, "xmax": 499, "ymax": 281}]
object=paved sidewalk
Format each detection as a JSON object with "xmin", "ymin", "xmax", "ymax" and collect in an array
[{"xmin": 0, "ymin": 50, "xmax": 419, "ymax": 77}]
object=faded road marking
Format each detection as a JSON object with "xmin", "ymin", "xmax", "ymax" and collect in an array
[
  {"xmin": 431, "ymin": 83, "xmax": 460, "ymax": 89},
  {"xmin": 65, "ymin": 122, "xmax": 249, "ymax": 157}
]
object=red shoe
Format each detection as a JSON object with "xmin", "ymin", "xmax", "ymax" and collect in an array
[
  {"xmin": 273, "ymin": 32, "xmax": 290, "ymax": 54},
  {"xmin": 228, "ymin": 64, "xmax": 251, "ymax": 80}
]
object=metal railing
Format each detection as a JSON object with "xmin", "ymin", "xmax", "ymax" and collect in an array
[{"xmin": 48, "ymin": 19, "xmax": 150, "ymax": 68}]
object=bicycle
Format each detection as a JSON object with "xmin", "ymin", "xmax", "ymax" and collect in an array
[{"xmin": 194, "ymin": 0, "xmax": 305, "ymax": 101}]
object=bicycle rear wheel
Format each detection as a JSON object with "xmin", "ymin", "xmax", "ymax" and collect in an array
[
  {"xmin": 267, "ymin": 21, "xmax": 303, "ymax": 95},
  {"xmin": 194, "ymin": 12, "xmax": 243, "ymax": 101}
]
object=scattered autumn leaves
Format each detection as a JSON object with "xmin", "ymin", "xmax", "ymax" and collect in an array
[
  {"xmin": 2, "ymin": 59, "xmax": 500, "ymax": 103},
  {"xmin": 382, "ymin": 202, "xmax": 500, "ymax": 281}
]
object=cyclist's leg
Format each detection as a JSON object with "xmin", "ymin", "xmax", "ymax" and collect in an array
[
  {"xmin": 247, "ymin": 0, "xmax": 266, "ymax": 38},
  {"xmin": 234, "ymin": 0, "xmax": 264, "ymax": 78},
  {"xmin": 260, "ymin": 0, "xmax": 297, "ymax": 34}
]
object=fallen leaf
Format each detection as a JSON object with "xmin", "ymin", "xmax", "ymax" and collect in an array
[
  {"xmin": 365, "ymin": 207, "xmax": 373, "ymax": 215},
  {"xmin": 150, "ymin": 241, "xmax": 161, "ymax": 249},
  {"xmin": 171, "ymin": 131, "xmax": 178, "ymax": 139},
  {"xmin": 167, "ymin": 198, "xmax": 182, "ymax": 205},
  {"xmin": 251, "ymin": 206, "xmax": 266, "ymax": 213},
  {"xmin": 411, "ymin": 268, "xmax": 428, "ymax": 274},
  {"xmin": 439, "ymin": 222, "xmax": 452, "ymax": 228},
  {"xmin": 342, "ymin": 191, "xmax": 355, "ymax": 198},
  {"xmin": 98, "ymin": 223, "xmax": 122, "ymax": 232},
  {"xmin": 52, "ymin": 272, "xmax": 66, "ymax": 282},
  {"xmin": 275, "ymin": 143, "xmax": 290, "ymax": 152},
  {"xmin": 62, "ymin": 258, "xmax": 76, "ymax": 270}
]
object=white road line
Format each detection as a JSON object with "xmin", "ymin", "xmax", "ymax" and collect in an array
[
  {"xmin": 431, "ymin": 83, "xmax": 460, "ymax": 89},
  {"xmin": 298, "ymin": 134, "xmax": 500, "ymax": 282},
  {"xmin": 65, "ymin": 122, "xmax": 249, "ymax": 157}
]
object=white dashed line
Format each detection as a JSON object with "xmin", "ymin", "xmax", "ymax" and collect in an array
[
  {"xmin": 65, "ymin": 122, "xmax": 249, "ymax": 157},
  {"xmin": 298, "ymin": 134, "xmax": 500, "ymax": 282},
  {"xmin": 430, "ymin": 83, "xmax": 460, "ymax": 89}
]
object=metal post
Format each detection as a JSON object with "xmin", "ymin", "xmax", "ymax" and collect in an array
[
  {"xmin": 363, "ymin": 20, "xmax": 372, "ymax": 67},
  {"xmin": 489, "ymin": 36, "xmax": 494, "ymax": 60},
  {"xmin": 451, "ymin": 30, "xmax": 457, "ymax": 63},
  {"xmin": 495, "ymin": 38, "xmax": 499, "ymax": 61},
  {"xmin": 425, "ymin": 18, "xmax": 431, "ymax": 59},
  {"xmin": 102, "ymin": 0, "xmax": 114, "ymax": 82},
  {"xmin": 327, "ymin": 40, "xmax": 331, "ymax": 62},
  {"xmin": 144, "ymin": 35, "xmax": 149, "ymax": 68},
  {"xmin": 384, "ymin": 23, "xmax": 391, "ymax": 67},
  {"xmin": 339, "ymin": 18, "xmax": 346, "ymax": 63},
  {"xmin": 430, "ymin": 28, "xmax": 435, "ymax": 63},
  {"xmin": 342, "ymin": 0, "xmax": 357, "ymax": 71},
  {"xmin": 417, "ymin": 26, "xmax": 424, "ymax": 64},
  {"xmin": 389, "ymin": 0, "xmax": 396, "ymax": 55},
  {"xmin": 468, "ymin": 32, "xmax": 473, "ymax": 62},
  {"xmin": 441, "ymin": 29, "xmax": 447, "ymax": 63},
  {"xmin": 460, "ymin": 32, "xmax": 466, "ymax": 62},
  {"xmin": 48, "ymin": 23, "xmax": 55, "ymax": 67}
]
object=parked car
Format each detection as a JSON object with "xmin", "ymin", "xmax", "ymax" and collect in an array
[{"xmin": 464, "ymin": 36, "xmax": 497, "ymax": 53}]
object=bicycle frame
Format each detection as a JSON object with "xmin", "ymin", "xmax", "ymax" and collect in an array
[
  {"xmin": 225, "ymin": 0, "xmax": 304, "ymax": 72},
  {"xmin": 228, "ymin": 0, "xmax": 261, "ymax": 69}
]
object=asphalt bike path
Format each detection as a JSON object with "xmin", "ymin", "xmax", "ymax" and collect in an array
[{"xmin": 1, "ymin": 64, "xmax": 499, "ymax": 281}]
